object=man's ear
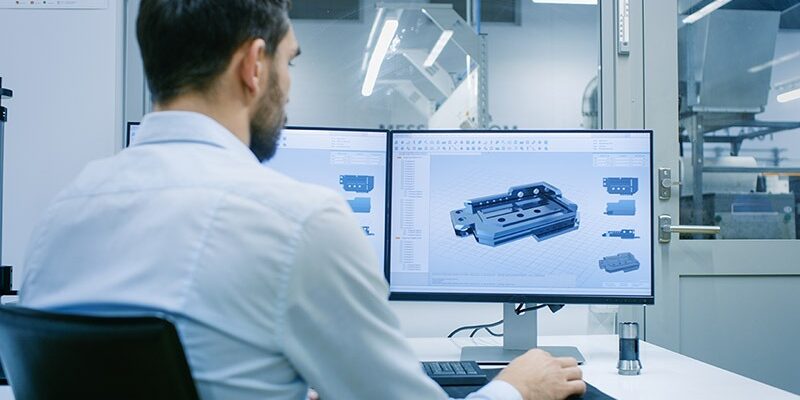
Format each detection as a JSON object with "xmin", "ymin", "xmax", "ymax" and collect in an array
[{"xmin": 240, "ymin": 38, "xmax": 269, "ymax": 97}]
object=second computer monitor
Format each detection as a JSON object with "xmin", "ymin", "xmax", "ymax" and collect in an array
[
  {"xmin": 388, "ymin": 130, "xmax": 653, "ymax": 304},
  {"xmin": 267, "ymin": 127, "xmax": 389, "ymax": 269}
]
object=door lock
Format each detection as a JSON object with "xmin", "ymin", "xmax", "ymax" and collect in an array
[{"xmin": 658, "ymin": 168, "xmax": 681, "ymax": 200}]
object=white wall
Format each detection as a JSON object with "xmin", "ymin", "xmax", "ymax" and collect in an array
[
  {"xmin": 287, "ymin": 1, "xmax": 608, "ymax": 338},
  {"xmin": 0, "ymin": 4, "xmax": 124, "ymax": 286}
]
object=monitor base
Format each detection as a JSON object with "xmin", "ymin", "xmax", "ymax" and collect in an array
[
  {"xmin": 460, "ymin": 345, "xmax": 585, "ymax": 365},
  {"xmin": 459, "ymin": 303, "xmax": 586, "ymax": 365}
]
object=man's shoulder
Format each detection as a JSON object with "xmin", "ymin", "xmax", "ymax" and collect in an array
[
  {"xmin": 57, "ymin": 146, "xmax": 346, "ymax": 225},
  {"xmin": 225, "ymin": 164, "xmax": 346, "ymax": 220}
]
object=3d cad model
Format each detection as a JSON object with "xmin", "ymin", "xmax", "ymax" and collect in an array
[
  {"xmin": 599, "ymin": 252, "xmax": 640, "ymax": 273},
  {"xmin": 603, "ymin": 177, "xmax": 639, "ymax": 195},
  {"xmin": 361, "ymin": 226, "xmax": 376, "ymax": 236},
  {"xmin": 450, "ymin": 182, "xmax": 579, "ymax": 247},
  {"xmin": 347, "ymin": 197, "xmax": 371, "ymax": 213},
  {"xmin": 340, "ymin": 175, "xmax": 375, "ymax": 193},
  {"xmin": 602, "ymin": 229, "xmax": 639, "ymax": 239},
  {"xmin": 605, "ymin": 200, "xmax": 636, "ymax": 216}
]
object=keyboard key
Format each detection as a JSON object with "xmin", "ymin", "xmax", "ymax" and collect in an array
[{"xmin": 421, "ymin": 361, "xmax": 488, "ymax": 386}]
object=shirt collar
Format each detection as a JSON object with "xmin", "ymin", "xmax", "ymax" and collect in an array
[{"xmin": 133, "ymin": 111, "xmax": 259, "ymax": 163}]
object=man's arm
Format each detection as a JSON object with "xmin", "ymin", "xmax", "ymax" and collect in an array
[{"xmin": 277, "ymin": 196, "xmax": 523, "ymax": 400}]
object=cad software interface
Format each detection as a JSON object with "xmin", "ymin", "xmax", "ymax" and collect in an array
[
  {"xmin": 389, "ymin": 131, "xmax": 652, "ymax": 297},
  {"xmin": 268, "ymin": 128, "xmax": 388, "ymax": 268}
]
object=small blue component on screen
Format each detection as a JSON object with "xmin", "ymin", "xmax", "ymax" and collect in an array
[
  {"xmin": 603, "ymin": 177, "xmax": 638, "ymax": 195},
  {"xmin": 347, "ymin": 197, "xmax": 371, "ymax": 213},
  {"xmin": 602, "ymin": 229, "xmax": 639, "ymax": 239},
  {"xmin": 599, "ymin": 252, "xmax": 640, "ymax": 273},
  {"xmin": 361, "ymin": 226, "xmax": 376, "ymax": 236},
  {"xmin": 605, "ymin": 200, "xmax": 636, "ymax": 216},
  {"xmin": 340, "ymin": 175, "xmax": 375, "ymax": 193},
  {"xmin": 450, "ymin": 182, "xmax": 579, "ymax": 247}
]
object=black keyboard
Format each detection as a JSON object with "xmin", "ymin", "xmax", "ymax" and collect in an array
[{"xmin": 422, "ymin": 360, "xmax": 488, "ymax": 386}]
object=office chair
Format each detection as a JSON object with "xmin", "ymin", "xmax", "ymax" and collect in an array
[{"xmin": 0, "ymin": 305, "xmax": 200, "ymax": 400}]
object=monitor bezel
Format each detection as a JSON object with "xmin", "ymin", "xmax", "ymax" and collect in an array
[{"xmin": 385, "ymin": 129, "xmax": 655, "ymax": 305}]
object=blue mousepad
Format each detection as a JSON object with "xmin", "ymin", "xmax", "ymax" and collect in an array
[{"xmin": 442, "ymin": 368, "xmax": 615, "ymax": 400}]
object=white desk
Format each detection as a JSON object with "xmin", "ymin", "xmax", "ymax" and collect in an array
[
  {"xmin": 0, "ymin": 335, "xmax": 794, "ymax": 399},
  {"xmin": 409, "ymin": 335, "xmax": 798, "ymax": 400}
]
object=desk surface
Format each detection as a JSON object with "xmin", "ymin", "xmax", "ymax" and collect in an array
[
  {"xmin": 0, "ymin": 335, "xmax": 794, "ymax": 399},
  {"xmin": 409, "ymin": 335, "xmax": 798, "ymax": 400}
]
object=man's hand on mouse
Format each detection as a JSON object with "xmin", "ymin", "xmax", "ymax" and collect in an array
[{"xmin": 496, "ymin": 349, "xmax": 586, "ymax": 400}]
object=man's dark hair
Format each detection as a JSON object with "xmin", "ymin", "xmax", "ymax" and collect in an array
[{"xmin": 137, "ymin": 0, "xmax": 291, "ymax": 104}]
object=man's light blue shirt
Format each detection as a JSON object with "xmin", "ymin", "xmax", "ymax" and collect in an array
[{"xmin": 20, "ymin": 111, "xmax": 521, "ymax": 400}]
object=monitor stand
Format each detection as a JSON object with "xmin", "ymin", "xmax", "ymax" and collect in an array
[{"xmin": 460, "ymin": 303, "xmax": 586, "ymax": 365}]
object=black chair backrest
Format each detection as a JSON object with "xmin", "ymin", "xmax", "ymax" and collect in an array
[{"xmin": 0, "ymin": 306, "xmax": 200, "ymax": 400}]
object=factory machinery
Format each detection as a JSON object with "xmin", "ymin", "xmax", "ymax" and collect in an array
[{"xmin": 677, "ymin": 8, "xmax": 800, "ymax": 239}]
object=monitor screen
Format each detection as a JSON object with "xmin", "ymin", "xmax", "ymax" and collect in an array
[
  {"xmin": 268, "ymin": 127, "xmax": 389, "ymax": 270},
  {"xmin": 388, "ymin": 130, "xmax": 653, "ymax": 303}
]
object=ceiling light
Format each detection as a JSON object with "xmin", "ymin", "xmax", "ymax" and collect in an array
[
  {"xmin": 362, "ymin": 19, "xmax": 399, "ymax": 97},
  {"xmin": 682, "ymin": 0, "xmax": 730, "ymax": 25},
  {"xmin": 777, "ymin": 88, "xmax": 800, "ymax": 104},
  {"xmin": 423, "ymin": 30, "xmax": 454, "ymax": 68},
  {"xmin": 748, "ymin": 51, "xmax": 800, "ymax": 74}
]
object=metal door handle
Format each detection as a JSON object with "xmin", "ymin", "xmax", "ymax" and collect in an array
[
  {"xmin": 664, "ymin": 225, "xmax": 719, "ymax": 234},
  {"xmin": 659, "ymin": 215, "xmax": 720, "ymax": 243}
]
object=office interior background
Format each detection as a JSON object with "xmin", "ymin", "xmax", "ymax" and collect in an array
[{"xmin": 1, "ymin": 0, "xmax": 799, "ymax": 396}]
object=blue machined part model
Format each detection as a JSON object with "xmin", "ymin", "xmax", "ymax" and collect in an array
[
  {"xmin": 605, "ymin": 200, "xmax": 636, "ymax": 216},
  {"xmin": 599, "ymin": 252, "xmax": 640, "ymax": 273},
  {"xmin": 603, "ymin": 177, "xmax": 639, "ymax": 195},
  {"xmin": 340, "ymin": 175, "xmax": 374, "ymax": 193},
  {"xmin": 347, "ymin": 197, "xmax": 371, "ymax": 213},
  {"xmin": 602, "ymin": 229, "xmax": 639, "ymax": 239},
  {"xmin": 450, "ymin": 182, "xmax": 579, "ymax": 247},
  {"xmin": 361, "ymin": 226, "xmax": 376, "ymax": 236}
]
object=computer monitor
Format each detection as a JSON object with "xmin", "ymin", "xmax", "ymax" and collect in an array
[
  {"xmin": 267, "ymin": 127, "xmax": 390, "ymax": 270},
  {"xmin": 388, "ymin": 130, "xmax": 653, "ymax": 363},
  {"xmin": 126, "ymin": 122, "xmax": 140, "ymax": 147}
]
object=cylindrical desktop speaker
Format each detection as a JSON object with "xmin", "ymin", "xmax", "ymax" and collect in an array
[{"xmin": 618, "ymin": 322, "xmax": 642, "ymax": 375}]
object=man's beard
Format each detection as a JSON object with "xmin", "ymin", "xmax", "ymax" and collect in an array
[{"xmin": 249, "ymin": 69, "xmax": 286, "ymax": 162}]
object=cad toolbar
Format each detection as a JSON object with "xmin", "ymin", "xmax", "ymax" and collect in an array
[
  {"xmin": 279, "ymin": 130, "xmax": 387, "ymax": 152},
  {"xmin": 392, "ymin": 132, "xmax": 649, "ymax": 154}
]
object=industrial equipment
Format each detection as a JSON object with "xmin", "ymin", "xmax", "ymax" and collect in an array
[
  {"xmin": 678, "ymin": 8, "xmax": 800, "ymax": 238},
  {"xmin": 361, "ymin": 3, "xmax": 489, "ymax": 129}
]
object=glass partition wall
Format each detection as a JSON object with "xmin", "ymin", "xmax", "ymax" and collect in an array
[
  {"xmin": 286, "ymin": 0, "xmax": 601, "ymax": 131},
  {"xmin": 678, "ymin": 0, "xmax": 800, "ymax": 240}
]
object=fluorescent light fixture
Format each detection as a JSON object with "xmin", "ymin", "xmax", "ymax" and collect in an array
[
  {"xmin": 777, "ymin": 88, "xmax": 800, "ymax": 104},
  {"xmin": 532, "ymin": 0, "xmax": 597, "ymax": 4},
  {"xmin": 748, "ymin": 51, "xmax": 800, "ymax": 74},
  {"xmin": 423, "ymin": 30, "xmax": 454, "ymax": 68},
  {"xmin": 682, "ymin": 0, "xmax": 730, "ymax": 24},
  {"xmin": 362, "ymin": 19, "xmax": 399, "ymax": 97}
]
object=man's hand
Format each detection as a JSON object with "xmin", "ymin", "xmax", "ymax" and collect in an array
[{"xmin": 495, "ymin": 349, "xmax": 586, "ymax": 400}]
